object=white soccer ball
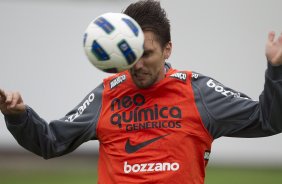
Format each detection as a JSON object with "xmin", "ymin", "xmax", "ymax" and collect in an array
[{"xmin": 83, "ymin": 12, "xmax": 144, "ymax": 73}]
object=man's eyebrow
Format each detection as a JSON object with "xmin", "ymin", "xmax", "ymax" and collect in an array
[{"xmin": 143, "ymin": 48, "xmax": 154, "ymax": 53}]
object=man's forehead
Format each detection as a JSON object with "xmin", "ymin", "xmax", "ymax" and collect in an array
[{"xmin": 144, "ymin": 33, "xmax": 159, "ymax": 50}]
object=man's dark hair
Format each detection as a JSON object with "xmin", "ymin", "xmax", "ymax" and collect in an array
[{"xmin": 123, "ymin": 0, "xmax": 171, "ymax": 49}]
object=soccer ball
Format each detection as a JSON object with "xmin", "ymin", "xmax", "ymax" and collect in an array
[{"xmin": 83, "ymin": 12, "xmax": 144, "ymax": 73}]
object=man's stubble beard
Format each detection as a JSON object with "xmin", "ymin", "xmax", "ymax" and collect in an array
[{"xmin": 130, "ymin": 69, "xmax": 161, "ymax": 89}]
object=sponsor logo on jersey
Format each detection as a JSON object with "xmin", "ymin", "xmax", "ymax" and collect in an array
[
  {"xmin": 206, "ymin": 79, "xmax": 249, "ymax": 99},
  {"xmin": 125, "ymin": 134, "xmax": 170, "ymax": 154},
  {"xmin": 110, "ymin": 93, "xmax": 182, "ymax": 131},
  {"xmin": 192, "ymin": 72, "xmax": 199, "ymax": 80},
  {"xmin": 204, "ymin": 150, "xmax": 211, "ymax": 160},
  {"xmin": 110, "ymin": 75, "xmax": 126, "ymax": 89},
  {"xmin": 170, "ymin": 72, "xmax": 187, "ymax": 82},
  {"xmin": 124, "ymin": 161, "xmax": 180, "ymax": 174},
  {"xmin": 65, "ymin": 93, "xmax": 95, "ymax": 122}
]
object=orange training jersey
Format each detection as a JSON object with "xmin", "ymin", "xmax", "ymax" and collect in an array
[
  {"xmin": 96, "ymin": 68, "xmax": 213, "ymax": 184},
  {"xmin": 6, "ymin": 63, "xmax": 282, "ymax": 184}
]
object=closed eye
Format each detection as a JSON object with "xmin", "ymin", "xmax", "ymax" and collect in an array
[{"xmin": 142, "ymin": 50, "xmax": 152, "ymax": 58}]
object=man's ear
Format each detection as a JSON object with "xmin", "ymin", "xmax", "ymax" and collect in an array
[{"xmin": 164, "ymin": 41, "xmax": 172, "ymax": 59}]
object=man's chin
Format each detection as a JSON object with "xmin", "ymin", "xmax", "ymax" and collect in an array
[
  {"xmin": 134, "ymin": 78, "xmax": 157, "ymax": 89},
  {"xmin": 134, "ymin": 81, "xmax": 147, "ymax": 89},
  {"xmin": 130, "ymin": 73, "xmax": 155, "ymax": 88}
]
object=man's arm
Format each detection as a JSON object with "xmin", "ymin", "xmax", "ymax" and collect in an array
[
  {"xmin": 192, "ymin": 31, "xmax": 282, "ymax": 139},
  {"xmin": 1, "ymin": 83, "xmax": 104, "ymax": 159}
]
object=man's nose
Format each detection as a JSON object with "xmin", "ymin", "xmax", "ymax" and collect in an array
[{"xmin": 132, "ymin": 58, "xmax": 144, "ymax": 70}]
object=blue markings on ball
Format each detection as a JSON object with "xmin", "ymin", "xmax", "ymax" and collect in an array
[
  {"xmin": 94, "ymin": 17, "xmax": 115, "ymax": 34},
  {"xmin": 91, "ymin": 40, "xmax": 110, "ymax": 61},
  {"xmin": 122, "ymin": 18, "xmax": 139, "ymax": 37},
  {"xmin": 118, "ymin": 40, "xmax": 136, "ymax": 65},
  {"xmin": 83, "ymin": 33, "xmax": 88, "ymax": 47}
]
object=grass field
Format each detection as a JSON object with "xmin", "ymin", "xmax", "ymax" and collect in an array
[
  {"xmin": 1, "ymin": 152, "xmax": 282, "ymax": 184},
  {"xmin": 205, "ymin": 166, "xmax": 282, "ymax": 184},
  {"xmin": 1, "ymin": 166, "xmax": 282, "ymax": 184}
]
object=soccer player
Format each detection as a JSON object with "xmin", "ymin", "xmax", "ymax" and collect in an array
[{"xmin": 1, "ymin": 0, "xmax": 282, "ymax": 183}]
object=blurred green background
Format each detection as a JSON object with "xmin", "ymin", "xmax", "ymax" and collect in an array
[{"xmin": 1, "ymin": 151, "xmax": 282, "ymax": 184}]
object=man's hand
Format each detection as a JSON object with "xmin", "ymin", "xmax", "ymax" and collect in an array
[
  {"xmin": 266, "ymin": 31, "xmax": 282, "ymax": 66},
  {"xmin": 0, "ymin": 89, "xmax": 26, "ymax": 115}
]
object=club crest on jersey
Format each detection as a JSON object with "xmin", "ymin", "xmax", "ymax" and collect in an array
[
  {"xmin": 191, "ymin": 72, "xmax": 199, "ymax": 80},
  {"xmin": 170, "ymin": 72, "xmax": 187, "ymax": 82},
  {"xmin": 110, "ymin": 74, "xmax": 126, "ymax": 89}
]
